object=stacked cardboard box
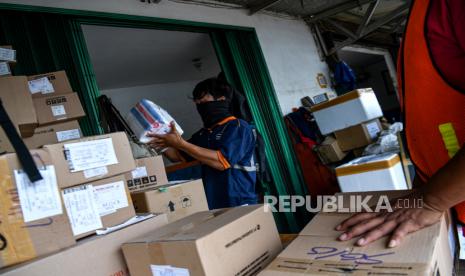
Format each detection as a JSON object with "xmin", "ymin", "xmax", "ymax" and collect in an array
[{"xmin": 259, "ymin": 191, "xmax": 454, "ymax": 275}]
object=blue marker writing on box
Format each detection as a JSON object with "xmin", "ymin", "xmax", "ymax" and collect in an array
[{"xmin": 308, "ymin": 246, "xmax": 395, "ymax": 265}]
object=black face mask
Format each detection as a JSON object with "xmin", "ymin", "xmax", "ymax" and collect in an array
[{"xmin": 196, "ymin": 100, "xmax": 232, "ymax": 128}]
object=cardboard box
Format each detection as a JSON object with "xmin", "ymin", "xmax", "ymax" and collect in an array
[
  {"xmin": 131, "ymin": 179, "xmax": 208, "ymax": 222},
  {"xmin": 0, "ymin": 45, "xmax": 16, "ymax": 62},
  {"xmin": 27, "ymin": 70, "xmax": 72, "ymax": 97},
  {"xmin": 315, "ymin": 136, "xmax": 347, "ymax": 164},
  {"xmin": 44, "ymin": 132, "xmax": 136, "ymax": 188},
  {"xmin": 23, "ymin": 120, "xmax": 82, "ymax": 149},
  {"xmin": 260, "ymin": 191, "xmax": 453, "ymax": 276},
  {"xmin": 33, "ymin": 93, "xmax": 85, "ymax": 126},
  {"xmin": 310, "ymin": 88, "xmax": 383, "ymax": 135},
  {"xmin": 0, "ymin": 76, "xmax": 38, "ymax": 137},
  {"xmin": 0, "ymin": 149, "xmax": 75, "ymax": 268},
  {"xmin": 122, "ymin": 205, "xmax": 282, "ymax": 276},
  {"xmin": 0, "ymin": 214, "xmax": 168, "ymax": 276},
  {"xmin": 62, "ymin": 174, "xmax": 136, "ymax": 239},
  {"xmin": 336, "ymin": 153, "xmax": 408, "ymax": 192},
  {"xmin": 334, "ymin": 119, "xmax": 382, "ymax": 151},
  {"xmin": 124, "ymin": 156, "xmax": 168, "ymax": 192}
]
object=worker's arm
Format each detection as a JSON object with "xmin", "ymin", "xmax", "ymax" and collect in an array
[
  {"xmin": 147, "ymin": 122, "xmax": 227, "ymax": 171},
  {"xmin": 336, "ymin": 147, "xmax": 465, "ymax": 248},
  {"xmin": 158, "ymin": 147, "xmax": 184, "ymax": 162}
]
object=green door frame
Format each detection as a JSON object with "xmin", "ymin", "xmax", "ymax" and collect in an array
[{"xmin": 0, "ymin": 3, "xmax": 309, "ymax": 232}]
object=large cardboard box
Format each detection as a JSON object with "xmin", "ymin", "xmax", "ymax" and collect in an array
[
  {"xmin": 62, "ymin": 174, "xmax": 136, "ymax": 239},
  {"xmin": 0, "ymin": 214, "xmax": 168, "ymax": 276},
  {"xmin": 310, "ymin": 88, "xmax": 383, "ymax": 135},
  {"xmin": 27, "ymin": 70, "xmax": 72, "ymax": 97},
  {"xmin": 122, "ymin": 205, "xmax": 282, "ymax": 276},
  {"xmin": 336, "ymin": 153, "xmax": 408, "ymax": 192},
  {"xmin": 44, "ymin": 132, "xmax": 136, "ymax": 188},
  {"xmin": 260, "ymin": 191, "xmax": 453, "ymax": 276},
  {"xmin": 23, "ymin": 120, "xmax": 82, "ymax": 149},
  {"xmin": 124, "ymin": 156, "xmax": 168, "ymax": 192},
  {"xmin": 334, "ymin": 119, "xmax": 382, "ymax": 151},
  {"xmin": 0, "ymin": 76, "xmax": 38, "ymax": 138},
  {"xmin": 0, "ymin": 149, "xmax": 75, "ymax": 268},
  {"xmin": 33, "ymin": 92, "xmax": 85, "ymax": 126},
  {"xmin": 315, "ymin": 136, "xmax": 347, "ymax": 164},
  {"xmin": 131, "ymin": 179, "xmax": 208, "ymax": 222}
]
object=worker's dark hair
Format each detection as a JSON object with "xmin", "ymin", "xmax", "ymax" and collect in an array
[{"xmin": 192, "ymin": 77, "xmax": 232, "ymax": 100}]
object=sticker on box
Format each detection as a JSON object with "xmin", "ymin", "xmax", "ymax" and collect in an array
[
  {"xmin": 62, "ymin": 184, "xmax": 103, "ymax": 236},
  {"xmin": 0, "ymin": 47, "xmax": 15, "ymax": 62},
  {"xmin": 56, "ymin": 128, "xmax": 81, "ymax": 142},
  {"xmin": 14, "ymin": 165, "xmax": 63, "ymax": 222},
  {"xmin": 131, "ymin": 166, "xmax": 148, "ymax": 179},
  {"xmin": 92, "ymin": 181, "xmax": 129, "ymax": 216},
  {"xmin": 51, "ymin": 105, "xmax": 66, "ymax": 117},
  {"xmin": 0, "ymin": 62, "xmax": 11, "ymax": 76},
  {"xmin": 83, "ymin": 166, "xmax": 108, "ymax": 179},
  {"xmin": 366, "ymin": 121, "xmax": 381, "ymax": 139},
  {"xmin": 64, "ymin": 138, "xmax": 118, "ymax": 172},
  {"xmin": 28, "ymin": 77, "xmax": 55, "ymax": 94},
  {"xmin": 151, "ymin": 265, "xmax": 189, "ymax": 276}
]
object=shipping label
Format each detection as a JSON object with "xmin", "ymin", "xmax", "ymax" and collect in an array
[
  {"xmin": 0, "ymin": 47, "xmax": 15, "ymax": 61},
  {"xmin": 0, "ymin": 62, "xmax": 10, "ymax": 76},
  {"xmin": 83, "ymin": 166, "xmax": 108, "ymax": 179},
  {"xmin": 28, "ymin": 77, "xmax": 54, "ymax": 94},
  {"xmin": 64, "ymin": 138, "xmax": 118, "ymax": 172},
  {"xmin": 62, "ymin": 184, "xmax": 103, "ymax": 236},
  {"xmin": 366, "ymin": 121, "xmax": 381, "ymax": 139},
  {"xmin": 56, "ymin": 128, "xmax": 81, "ymax": 142},
  {"xmin": 51, "ymin": 104, "xmax": 66, "ymax": 117},
  {"xmin": 151, "ymin": 265, "xmax": 189, "ymax": 276},
  {"xmin": 131, "ymin": 166, "xmax": 148, "ymax": 179},
  {"xmin": 92, "ymin": 181, "xmax": 128, "ymax": 216},
  {"xmin": 14, "ymin": 165, "xmax": 63, "ymax": 222}
]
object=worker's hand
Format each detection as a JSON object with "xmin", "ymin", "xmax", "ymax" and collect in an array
[
  {"xmin": 147, "ymin": 122, "xmax": 185, "ymax": 150},
  {"xmin": 335, "ymin": 192, "xmax": 443, "ymax": 248}
]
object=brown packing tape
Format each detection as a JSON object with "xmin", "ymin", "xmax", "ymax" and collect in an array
[
  {"xmin": 267, "ymin": 257, "xmax": 430, "ymax": 275},
  {"xmin": 0, "ymin": 158, "xmax": 37, "ymax": 267},
  {"xmin": 335, "ymin": 155, "xmax": 401, "ymax": 177},
  {"xmin": 310, "ymin": 89, "xmax": 371, "ymax": 112}
]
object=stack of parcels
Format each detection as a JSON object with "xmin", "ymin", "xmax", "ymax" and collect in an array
[
  {"xmin": 312, "ymin": 89, "xmax": 383, "ymax": 164},
  {"xmin": 122, "ymin": 204, "xmax": 282, "ymax": 276},
  {"xmin": 0, "ymin": 70, "xmax": 85, "ymax": 152},
  {"xmin": 259, "ymin": 191, "xmax": 454, "ymax": 275},
  {"xmin": 0, "ymin": 46, "xmax": 15, "ymax": 77}
]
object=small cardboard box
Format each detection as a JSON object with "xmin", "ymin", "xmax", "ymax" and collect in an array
[
  {"xmin": 131, "ymin": 179, "xmax": 208, "ymax": 222},
  {"xmin": 124, "ymin": 156, "xmax": 168, "ymax": 192},
  {"xmin": 260, "ymin": 191, "xmax": 453, "ymax": 276},
  {"xmin": 0, "ymin": 76, "xmax": 38, "ymax": 137},
  {"xmin": 62, "ymin": 174, "xmax": 136, "ymax": 239},
  {"xmin": 315, "ymin": 136, "xmax": 347, "ymax": 164},
  {"xmin": 310, "ymin": 88, "xmax": 383, "ymax": 135},
  {"xmin": 122, "ymin": 205, "xmax": 282, "ymax": 276},
  {"xmin": 334, "ymin": 119, "xmax": 382, "ymax": 151},
  {"xmin": 0, "ymin": 149, "xmax": 75, "ymax": 269},
  {"xmin": 336, "ymin": 153, "xmax": 408, "ymax": 192},
  {"xmin": 22, "ymin": 120, "xmax": 81, "ymax": 149},
  {"xmin": 27, "ymin": 70, "xmax": 72, "ymax": 97},
  {"xmin": 0, "ymin": 214, "xmax": 168, "ymax": 276},
  {"xmin": 33, "ymin": 93, "xmax": 85, "ymax": 126},
  {"xmin": 44, "ymin": 132, "xmax": 136, "ymax": 188}
]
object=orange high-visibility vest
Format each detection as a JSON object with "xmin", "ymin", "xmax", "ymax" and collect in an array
[{"xmin": 399, "ymin": 0, "xmax": 465, "ymax": 221}]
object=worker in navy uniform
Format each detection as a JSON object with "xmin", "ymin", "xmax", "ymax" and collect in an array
[{"xmin": 147, "ymin": 78, "xmax": 258, "ymax": 209}]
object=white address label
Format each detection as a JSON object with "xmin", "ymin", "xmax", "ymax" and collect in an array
[
  {"xmin": 56, "ymin": 128, "xmax": 81, "ymax": 142},
  {"xmin": 51, "ymin": 105, "xmax": 66, "ymax": 117},
  {"xmin": 28, "ymin": 77, "xmax": 54, "ymax": 94},
  {"xmin": 64, "ymin": 138, "xmax": 118, "ymax": 172},
  {"xmin": 131, "ymin": 166, "xmax": 148, "ymax": 179},
  {"xmin": 366, "ymin": 121, "xmax": 381, "ymax": 139},
  {"xmin": 15, "ymin": 165, "xmax": 63, "ymax": 222},
  {"xmin": 0, "ymin": 62, "xmax": 10, "ymax": 76},
  {"xmin": 92, "ymin": 181, "xmax": 128, "ymax": 216},
  {"xmin": 0, "ymin": 47, "xmax": 15, "ymax": 62}
]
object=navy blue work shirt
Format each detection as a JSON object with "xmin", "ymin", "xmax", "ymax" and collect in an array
[{"xmin": 188, "ymin": 116, "xmax": 258, "ymax": 209}]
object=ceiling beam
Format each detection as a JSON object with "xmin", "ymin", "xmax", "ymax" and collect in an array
[
  {"xmin": 305, "ymin": 0, "xmax": 376, "ymax": 23},
  {"xmin": 248, "ymin": 0, "xmax": 283, "ymax": 15},
  {"xmin": 356, "ymin": 0, "xmax": 379, "ymax": 36},
  {"xmin": 324, "ymin": 19, "xmax": 357, "ymax": 40}
]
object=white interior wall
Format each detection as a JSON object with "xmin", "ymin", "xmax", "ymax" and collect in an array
[
  {"xmin": 1, "ymin": 0, "xmax": 333, "ymax": 115},
  {"xmin": 101, "ymin": 80, "xmax": 203, "ymax": 139}
]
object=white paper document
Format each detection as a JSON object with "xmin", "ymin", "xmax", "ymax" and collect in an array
[
  {"xmin": 62, "ymin": 185, "xmax": 103, "ymax": 236},
  {"xmin": 0, "ymin": 62, "xmax": 10, "ymax": 76},
  {"xmin": 15, "ymin": 165, "xmax": 63, "ymax": 222},
  {"xmin": 28, "ymin": 77, "xmax": 54, "ymax": 94},
  {"xmin": 56, "ymin": 128, "xmax": 81, "ymax": 142},
  {"xmin": 83, "ymin": 166, "xmax": 108, "ymax": 179},
  {"xmin": 366, "ymin": 121, "xmax": 381, "ymax": 139},
  {"xmin": 64, "ymin": 138, "xmax": 118, "ymax": 172},
  {"xmin": 151, "ymin": 265, "xmax": 190, "ymax": 276},
  {"xmin": 93, "ymin": 181, "xmax": 128, "ymax": 216},
  {"xmin": 131, "ymin": 166, "xmax": 148, "ymax": 178}
]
